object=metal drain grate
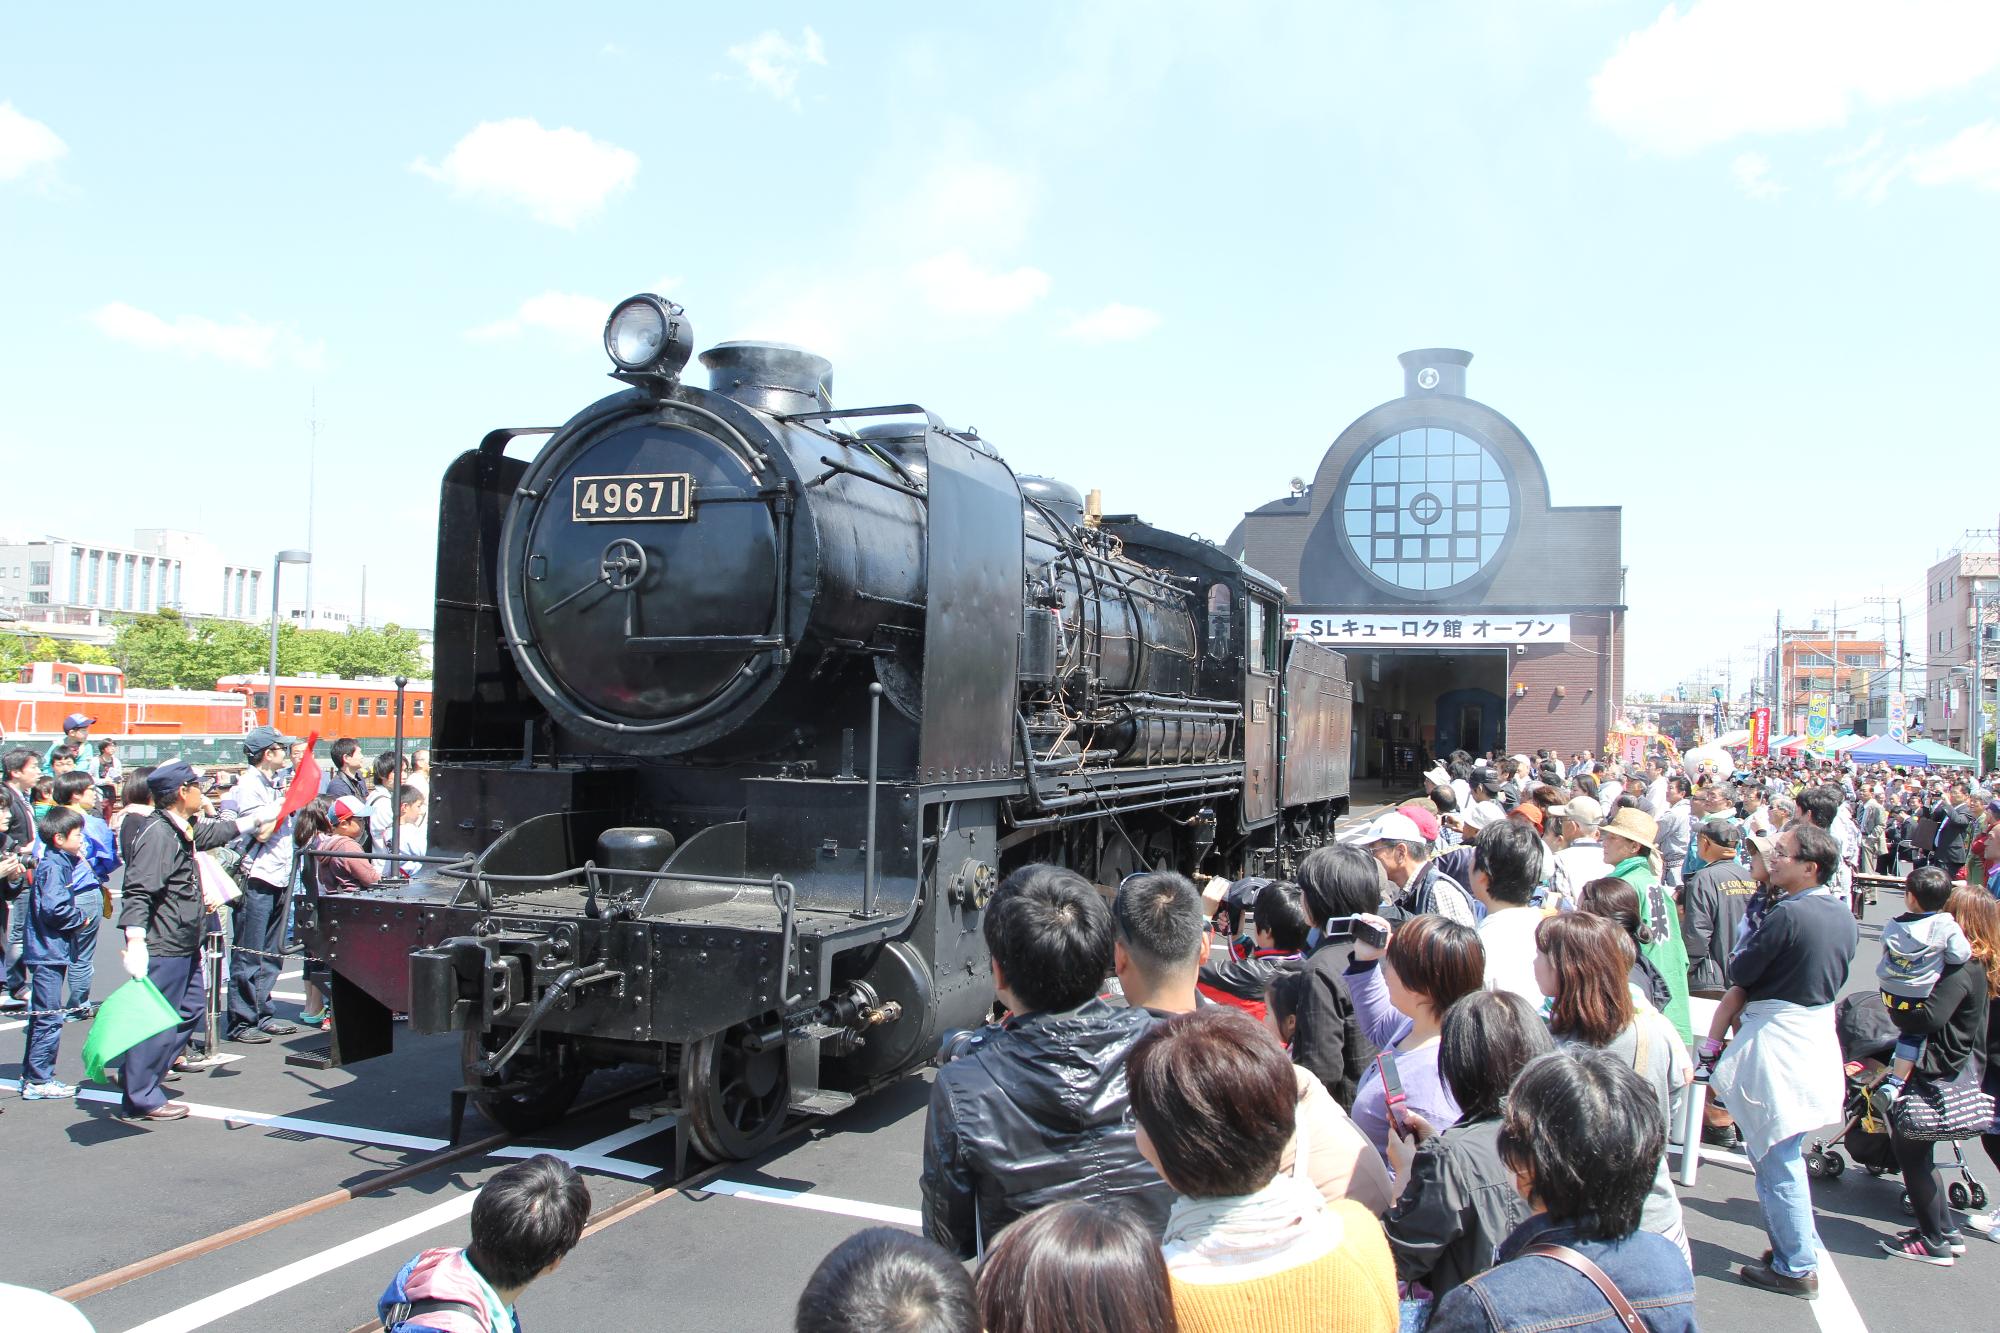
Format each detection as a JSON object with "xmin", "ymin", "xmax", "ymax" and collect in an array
[
  {"xmin": 284, "ymin": 1040, "xmax": 333, "ymax": 1071},
  {"xmin": 263, "ymin": 1128, "xmax": 317, "ymax": 1143}
]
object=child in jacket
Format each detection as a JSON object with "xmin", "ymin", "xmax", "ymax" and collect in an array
[{"xmin": 21, "ymin": 807, "xmax": 90, "ymax": 1099}]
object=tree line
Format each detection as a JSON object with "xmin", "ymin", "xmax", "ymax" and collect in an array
[{"xmin": 0, "ymin": 610, "xmax": 430, "ymax": 690}]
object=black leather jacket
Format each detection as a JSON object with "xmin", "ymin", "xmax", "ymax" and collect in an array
[
  {"xmin": 921, "ymin": 998, "xmax": 1171, "ymax": 1258},
  {"xmin": 1290, "ymin": 940, "xmax": 1376, "ymax": 1109}
]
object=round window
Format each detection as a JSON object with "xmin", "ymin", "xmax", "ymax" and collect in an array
[{"xmin": 1337, "ymin": 428, "xmax": 1515, "ymax": 594}]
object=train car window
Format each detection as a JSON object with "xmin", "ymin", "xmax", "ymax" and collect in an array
[
  {"xmin": 67, "ymin": 673, "xmax": 82, "ymax": 691},
  {"xmin": 1251, "ymin": 597, "xmax": 1280, "ymax": 674},
  {"xmin": 1246, "ymin": 601, "xmax": 1266, "ymax": 674},
  {"xmin": 277, "ymin": 696, "xmax": 286, "ymax": 714},
  {"xmin": 293, "ymin": 694, "xmax": 304, "ymax": 713},
  {"xmin": 414, "ymin": 699, "xmax": 426, "ymax": 717},
  {"xmin": 309, "ymin": 695, "xmax": 322, "ymax": 715},
  {"xmin": 253, "ymin": 692, "xmax": 269, "ymax": 710},
  {"xmin": 1206, "ymin": 584, "xmax": 1232, "ymax": 659},
  {"xmin": 375, "ymin": 698, "xmax": 387, "ymax": 716}
]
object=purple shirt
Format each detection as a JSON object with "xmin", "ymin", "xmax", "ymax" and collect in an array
[{"xmin": 1342, "ymin": 959, "xmax": 1461, "ymax": 1162}]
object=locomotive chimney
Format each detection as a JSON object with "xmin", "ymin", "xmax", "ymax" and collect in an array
[
  {"xmin": 700, "ymin": 342, "xmax": 834, "ymax": 414},
  {"xmin": 1398, "ymin": 348, "xmax": 1472, "ymax": 398}
]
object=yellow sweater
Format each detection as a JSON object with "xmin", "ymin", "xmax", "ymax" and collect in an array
[{"xmin": 1168, "ymin": 1199, "xmax": 1398, "ymax": 1333}]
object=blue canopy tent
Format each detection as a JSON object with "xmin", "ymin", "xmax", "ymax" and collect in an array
[{"xmin": 1845, "ymin": 735, "xmax": 1929, "ymax": 767}]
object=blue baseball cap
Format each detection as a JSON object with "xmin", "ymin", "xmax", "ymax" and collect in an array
[
  {"xmin": 146, "ymin": 760, "xmax": 199, "ymax": 801},
  {"xmin": 62, "ymin": 713, "xmax": 95, "ymax": 732}
]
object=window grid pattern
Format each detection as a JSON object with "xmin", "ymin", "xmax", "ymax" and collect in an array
[{"xmin": 1341, "ymin": 429, "xmax": 1511, "ymax": 591}]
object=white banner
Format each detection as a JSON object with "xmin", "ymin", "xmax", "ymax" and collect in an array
[{"xmin": 1286, "ymin": 611, "xmax": 1571, "ymax": 647}]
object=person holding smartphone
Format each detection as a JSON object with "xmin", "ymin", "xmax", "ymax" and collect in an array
[{"xmin": 1341, "ymin": 911, "xmax": 1484, "ymax": 1164}]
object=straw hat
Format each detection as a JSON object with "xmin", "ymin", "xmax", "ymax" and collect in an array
[{"xmin": 1601, "ymin": 806, "xmax": 1659, "ymax": 853}]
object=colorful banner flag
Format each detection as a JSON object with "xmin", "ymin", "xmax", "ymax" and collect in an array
[
  {"xmin": 274, "ymin": 731, "xmax": 323, "ymax": 824},
  {"xmin": 1805, "ymin": 692, "xmax": 1831, "ymax": 753},
  {"xmin": 1749, "ymin": 707, "xmax": 1770, "ymax": 758}
]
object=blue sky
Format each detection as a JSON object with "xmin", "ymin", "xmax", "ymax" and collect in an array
[{"xmin": 3, "ymin": 2, "xmax": 1997, "ymax": 694}]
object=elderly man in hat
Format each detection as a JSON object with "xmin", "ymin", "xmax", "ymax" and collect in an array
[
  {"xmin": 116, "ymin": 760, "xmax": 277, "ymax": 1120},
  {"xmin": 220, "ymin": 725, "xmax": 304, "ymax": 1044},
  {"xmin": 1602, "ymin": 806, "xmax": 1692, "ymax": 1043},
  {"xmin": 43, "ymin": 713, "xmax": 94, "ymax": 769}
]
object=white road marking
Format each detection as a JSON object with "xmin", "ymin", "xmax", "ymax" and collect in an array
[
  {"xmin": 272, "ymin": 991, "xmax": 306, "ymax": 1003},
  {"xmin": 0, "ymin": 1078, "xmax": 446, "ymax": 1152},
  {"xmin": 1810, "ymin": 1244, "xmax": 1867, "ymax": 1333},
  {"xmin": 703, "ymin": 1179, "xmax": 922, "ymax": 1227},
  {"xmin": 489, "ymin": 1110, "xmax": 683, "ymax": 1179},
  {"xmin": 118, "ymin": 1190, "xmax": 480, "ymax": 1333}
]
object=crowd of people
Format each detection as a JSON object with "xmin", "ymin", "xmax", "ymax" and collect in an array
[
  {"xmin": 781, "ymin": 745, "xmax": 2000, "ymax": 1332},
  {"xmin": 10, "ymin": 714, "xmax": 2000, "ymax": 1331},
  {"xmin": 0, "ymin": 718, "xmax": 431, "ymax": 1117}
]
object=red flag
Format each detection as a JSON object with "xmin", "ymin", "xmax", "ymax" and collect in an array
[{"xmin": 275, "ymin": 732, "xmax": 323, "ymax": 824}]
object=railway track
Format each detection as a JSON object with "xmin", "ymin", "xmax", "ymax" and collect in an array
[{"xmin": 54, "ymin": 1075, "xmax": 694, "ymax": 1307}]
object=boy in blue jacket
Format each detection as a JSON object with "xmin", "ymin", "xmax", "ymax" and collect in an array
[{"xmin": 22, "ymin": 806, "xmax": 89, "ymax": 1100}]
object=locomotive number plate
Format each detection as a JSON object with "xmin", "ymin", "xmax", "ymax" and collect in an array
[{"xmin": 571, "ymin": 473, "xmax": 692, "ymax": 522}]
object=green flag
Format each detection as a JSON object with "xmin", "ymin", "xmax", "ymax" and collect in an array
[{"xmin": 80, "ymin": 977, "xmax": 180, "ymax": 1084}]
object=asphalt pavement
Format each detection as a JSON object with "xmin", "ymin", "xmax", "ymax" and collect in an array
[{"xmin": 4, "ymin": 891, "xmax": 1997, "ymax": 1332}]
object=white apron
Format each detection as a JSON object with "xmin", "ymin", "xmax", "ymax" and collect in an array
[{"xmin": 1711, "ymin": 996, "xmax": 1845, "ymax": 1158}]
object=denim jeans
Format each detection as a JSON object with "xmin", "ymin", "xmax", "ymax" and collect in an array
[
  {"xmin": 66, "ymin": 889, "xmax": 102, "ymax": 1010},
  {"xmin": 24, "ymin": 963, "xmax": 65, "ymax": 1082},
  {"xmin": 1750, "ymin": 1131, "xmax": 1821, "ymax": 1277},
  {"xmin": 227, "ymin": 878, "xmax": 290, "ymax": 1034}
]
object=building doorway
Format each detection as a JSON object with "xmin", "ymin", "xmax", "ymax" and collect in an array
[{"xmin": 1344, "ymin": 649, "xmax": 1510, "ymax": 779}]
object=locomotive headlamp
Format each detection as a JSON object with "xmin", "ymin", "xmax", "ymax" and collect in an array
[{"xmin": 604, "ymin": 294, "xmax": 694, "ymax": 381}]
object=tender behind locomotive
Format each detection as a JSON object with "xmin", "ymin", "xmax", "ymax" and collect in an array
[{"xmin": 303, "ymin": 295, "xmax": 1350, "ymax": 1159}]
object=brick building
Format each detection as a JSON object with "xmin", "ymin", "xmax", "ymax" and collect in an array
[{"xmin": 1229, "ymin": 350, "xmax": 1624, "ymax": 779}]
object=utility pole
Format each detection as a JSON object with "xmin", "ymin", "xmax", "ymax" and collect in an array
[{"xmin": 305, "ymin": 392, "xmax": 318, "ymax": 622}]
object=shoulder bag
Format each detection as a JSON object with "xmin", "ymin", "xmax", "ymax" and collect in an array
[
  {"xmin": 1889, "ymin": 1074, "xmax": 1997, "ymax": 1143},
  {"xmin": 1520, "ymin": 1243, "xmax": 1645, "ymax": 1333}
]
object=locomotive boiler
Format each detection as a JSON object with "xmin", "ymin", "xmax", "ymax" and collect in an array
[{"xmin": 302, "ymin": 295, "xmax": 1351, "ymax": 1159}]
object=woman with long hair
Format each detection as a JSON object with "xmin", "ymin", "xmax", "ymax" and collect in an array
[
  {"xmin": 1575, "ymin": 877, "xmax": 1674, "ymax": 1016},
  {"xmin": 1343, "ymin": 913, "xmax": 1485, "ymax": 1162},
  {"xmin": 1952, "ymin": 888, "xmax": 2000, "ymax": 1237},
  {"xmin": 1533, "ymin": 912, "xmax": 1690, "ymax": 1268},
  {"xmin": 974, "ymin": 1200, "xmax": 1176, "ymax": 1333}
]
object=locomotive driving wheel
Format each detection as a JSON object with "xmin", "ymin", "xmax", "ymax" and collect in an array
[
  {"xmin": 681, "ymin": 1024, "xmax": 791, "ymax": 1161},
  {"xmin": 461, "ymin": 1028, "xmax": 587, "ymax": 1133}
]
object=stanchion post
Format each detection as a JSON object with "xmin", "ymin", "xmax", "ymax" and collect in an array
[{"xmin": 391, "ymin": 675, "xmax": 408, "ymax": 866}]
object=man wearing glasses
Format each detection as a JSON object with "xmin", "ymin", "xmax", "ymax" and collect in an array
[
  {"xmin": 1713, "ymin": 823, "xmax": 1860, "ymax": 1300},
  {"xmin": 114, "ymin": 760, "xmax": 277, "ymax": 1122}
]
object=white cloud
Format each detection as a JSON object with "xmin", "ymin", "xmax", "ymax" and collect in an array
[
  {"xmin": 1730, "ymin": 151, "xmax": 1785, "ymax": 198},
  {"xmin": 910, "ymin": 251, "xmax": 1051, "ymax": 317},
  {"xmin": 0, "ymin": 101, "xmax": 66, "ymax": 181},
  {"xmin": 1903, "ymin": 120, "xmax": 2000, "ymax": 190},
  {"xmin": 727, "ymin": 27, "xmax": 827, "ymax": 106},
  {"xmin": 911, "ymin": 159, "xmax": 1039, "ymax": 253},
  {"xmin": 1590, "ymin": 0, "xmax": 2000, "ymax": 156},
  {"xmin": 411, "ymin": 118, "xmax": 638, "ymax": 228},
  {"xmin": 89, "ymin": 302, "xmax": 325, "ymax": 370},
  {"xmin": 1061, "ymin": 302, "xmax": 1162, "ymax": 342},
  {"xmin": 468, "ymin": 291, "xmax": 609, "ymax": 342}
]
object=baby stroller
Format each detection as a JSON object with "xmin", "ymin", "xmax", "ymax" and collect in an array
[{"xmin": 1805, "ymin": 993, "xmax": 1990, "ymax": 1212}]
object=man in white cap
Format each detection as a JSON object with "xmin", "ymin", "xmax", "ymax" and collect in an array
[
  {"xmin": 1549, "ymin": 794, "xmax": 1610, "ymax": 911},
  {"xmin": 1356, "ymin": 810, "xmax": 1477, "ymax": 925},
  {"xmin": 221, "ymin": 725, "xmax": 302, "ymax": 1044}
]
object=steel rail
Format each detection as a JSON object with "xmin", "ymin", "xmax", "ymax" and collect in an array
[{"xmin": 52, "ymin": 1076, "xmax": 663, "ymax": 1304}]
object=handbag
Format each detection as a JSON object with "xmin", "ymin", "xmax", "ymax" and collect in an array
[
  {"xmin": 1521, "ymin": 1244, "xmax": 1645, "ymax": 1333},
  {"xmin": 1889, "ymin": 1075, "xmax": 1998, "ymax": 1143}
]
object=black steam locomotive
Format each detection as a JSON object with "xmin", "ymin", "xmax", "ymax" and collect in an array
[{"xmin": 303, "ymin": 295, "xmax": 1351, "ymax": 1160}]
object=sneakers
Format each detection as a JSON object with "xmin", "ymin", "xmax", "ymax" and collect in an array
[
  {"xmin": 1964, "ymin": 1210, "xmax": 2000, "ymax": 1242},
  {"xmin": 22, "ymin": 1080, "xmax": 78, "ymax": 1101},
  {"xmin": 1880, "ymin": 1230, "xmax": 1955, "ymax": 1266},
  {"xmin": 227, "ymin": 1026, "xmax": 272, "ymax": 1044},
  {"xmin": 1939, "ymin": 1230, "xmax": 1969, "ymax": 1257}
]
